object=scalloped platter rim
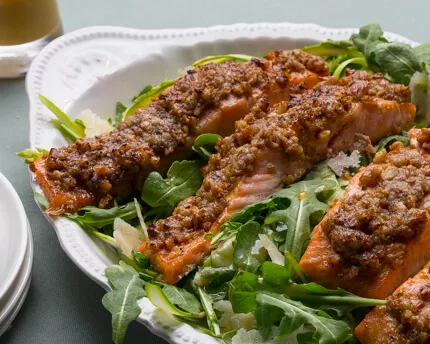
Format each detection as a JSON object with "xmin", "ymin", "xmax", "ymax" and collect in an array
[{"xmin": 25, "ymin": 22, "xmax": 418, "ymax": 344}]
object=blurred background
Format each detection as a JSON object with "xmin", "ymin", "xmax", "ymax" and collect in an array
[{"xmin": 1, "ymin": 0, "xmax": 429, "ymax": 343}]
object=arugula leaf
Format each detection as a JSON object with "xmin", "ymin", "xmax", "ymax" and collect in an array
[
  {"xmin": 113, "ymin": 102, "xmax": 127, "ymax": 127},
  {"xmin": 34, "ymin": 192, "xmax": 49, "ymax": 209},
  {"xmin": 266, "ymin": 179, "xmax": 334, "ymax": 262},
  {"xmin": 286, "ymin": 283, "xmax": 386, "ymax": 317},
  {"xmin": 140, "ymin": 206, "xmax": 171, "ymax": 224},
  {"xmin": 233, "ymin": 221, "xmax": 265, "ymax": 273},
  {"xmin": 350, "ymin": 23, "xmax": 387, "ymax": 70},
  {"xmin": 304, "ymin": 163, "xmax": 346, "ymax": 205},
  {"xmin": 376, "ymin": 134, "xmax": 410, "ymax": 152},
  {"xmin": 229, "ymin": 272, "xmax": 260, "ymax": 314},
  {"xmin": 351, "ymin": 24, "xmax": 385, "ymax": 53},
  {"xmin": 214, "ymin": 164, "xmax": 342, "ymax": 246},
  {"xmin": 349, "ymin": 24, "xmax": 422, "ymax": 84},
  {"xmin": 261, "ymin": 261, "xmax": 385, "ymax": 316},
  {"xmin": 255, "ymin": 300, "xmax": 285, "ymax": 339},
  {"xmin": 17, "ymin": 147, "xmax": 49, "ymax": 163},
  {"xmin": 230, "ymin": 266, "xmax": 386, "ymax": 322},
  {"xmin": 414, "ymin": 43, "xmax": 430, "ymax": 66},
  {"xmin": 230, "ymin": 198, "xmax": 279, "ymax": 223},
  {"xmin": 162, "ymin": 285, "xmax": 203, "ymax": 314},
  {"xmin": 261, "ymin": 261, "xmax": 291, "ymax": 287},
  {"xmin": 256, "ymin": 292, "xmax": 351, "ymax": 343},
  {"xmin": 68, "ymin": 201, "xmax": 138, "ymax": 229},
  {"xmin": 141, "ymin": 160, "xmax": 203, "ymax": 209},
  {"xmin": 102, "ymin": 261, "xmax": 146, "ymax": 344},
  {"xmin": 192, "ymin": 133, "xmax": 221, "ymax": 160},
  {"xmin": 133, "ymin": 252, "xmax": 149, "ymax": 269},
  {"xmin": 192, "ymin": 54, "xmax": 257, "ymax": 67},
  {"xmin": 374, "ymin": 43, "xmax": 421, "ymax": 84},
  {"xmin": 307, "ymin": 24, "xmax": 424, "ymax": 86},
  {"xmin": 222, "ymin": 330, "xmax": 238, "ymax": 344},
  {"xmin": 199, "ymin": 267, "xmax": 236, "ymax": 286},
  {"xmin": 302, "ymin": 40, "xmax": 361, "ymax": 58}
]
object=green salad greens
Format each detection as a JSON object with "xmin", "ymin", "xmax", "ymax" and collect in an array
[
  {"xmin": 141, "ymin": 160, "xmax": 203, "ymax": 209},
  {"xmin": 99, "ymin": 160, "xmax": 385, "ymax": 344},
  {"xmin": 19, "ymin": 23, "xmax": 430, "ymax": 344}
]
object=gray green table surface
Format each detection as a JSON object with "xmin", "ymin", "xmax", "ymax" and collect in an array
[{"xmin": 1, "ymin": 0, "xmax": 429, "ymax": 343}]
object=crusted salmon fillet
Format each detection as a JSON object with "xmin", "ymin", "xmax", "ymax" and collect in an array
[
  {"xmin": 142, "ymin": 70, "xmax": 415, "ymax": 284},
  {"xmin": 31, "ymin": 50, "xmax": 328, "ymax": 215},
  {"xmin": 300, "ymin": 128, "xmax": 430, "ymax": 300},
  {"xmin": 356, "ymin": 259, "xmax": 430, "ymax": 343}
]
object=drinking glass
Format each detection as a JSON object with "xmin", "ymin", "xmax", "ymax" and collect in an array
[{"xmin": 0, "ymin": 0, "xmax": 63, "ymax": 78}]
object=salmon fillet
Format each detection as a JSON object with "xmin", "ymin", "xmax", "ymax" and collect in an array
[
  {"xmin": 356, "ymin": 257, "xmax": 430, "ymax": 343},
  {"xmin": 142, "ymin": 70, "xmax": 415, "ymax": 284},
  {"xmin": 32, "ymin": 50, "xmax": 328, "ymax": 215},
  {"xmin": 300, "ymin": 128, "xmax": 430, "ymax": 300}
]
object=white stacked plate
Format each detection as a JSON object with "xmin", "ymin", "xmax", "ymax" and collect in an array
[{"xmin": 0, "ymin": 173, "xmax": 33, "ymax": 337}]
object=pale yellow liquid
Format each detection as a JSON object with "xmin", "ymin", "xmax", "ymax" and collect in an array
[{"xmin": 0, "ymin": 0, "xmax": 62, "ymax": 45}]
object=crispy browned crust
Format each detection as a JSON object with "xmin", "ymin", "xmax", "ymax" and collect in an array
[
  {"xmin": 356, "ymin": 257, "xmax": 430, "ymax": 344},
  {"xmin": 322, "ymin": 137, "xmax": 430, "ymax": 281},
  {"xmin": 144, "ymin": 71, "xmax": 414, "ymax": 281},
  {"xmin": 40, "ymin": 50, "xmax": 328, "ymax": 213}
]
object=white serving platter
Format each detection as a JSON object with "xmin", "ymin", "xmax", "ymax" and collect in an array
[{"xmin": 25, "ymin": 23, "xmax": 418, "ymax": 344}]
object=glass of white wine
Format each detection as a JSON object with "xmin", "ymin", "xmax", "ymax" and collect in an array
[{"xmin": 0, "ymin": 0, "xmax": 63, "ymax": 78}]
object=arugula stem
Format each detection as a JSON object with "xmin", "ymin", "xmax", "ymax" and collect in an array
[
  {"xmin": 197, "ymin": 287, "xmax": 220, "ymax": 337},
  {"xmin": 285, "ymin": 251, "xmax": 308, "ymax": 283},
  {"xmin": 289, "ymin": 294, "xmax": 387, "ymax": 307},
  {"xmin": 85, "ymin": 225, "xmax": 118, "ymax": 248},
  {"xmin": 210, "ymin": 231, "xmax": 225, "ymax": 245},
  {"xmin": 139, "ymin": 271, "xmax": 163, "ymax": 285}
]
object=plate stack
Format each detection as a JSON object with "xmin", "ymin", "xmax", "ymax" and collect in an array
[{"xmin": 0, "ymin": 173, "xmax": 33, "ymax": 337}]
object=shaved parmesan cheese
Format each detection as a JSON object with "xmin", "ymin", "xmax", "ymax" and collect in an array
[
  {"xmin": 258, "ymin": 234, "xmax": 284, "ymax": 266},
  {"xmin": 251, "ymin": 239, "xmax": 263, "ymax": 255},
  {"xmin": 327, "ymin": 150, "xmax": 361, "ymax": 176},
  {"xmin": 113, "ymin": 218, "xmax": 146, "ymax": 259},
  {"xmin": 77, "ymin": 109, "xmax": 113, "ymax": 137},
  {"xmin": 213, "ymin": 301, "xmax": 256, "ymax": 331},
  {"xmin": 133, "ymin": 198, "xmax": 148, "ymax": 240}
]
